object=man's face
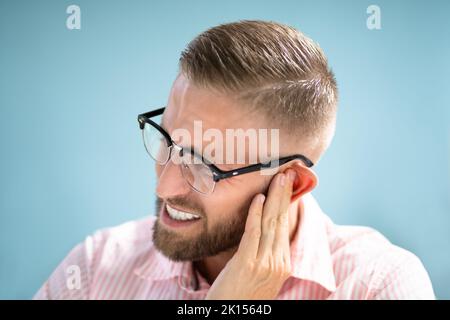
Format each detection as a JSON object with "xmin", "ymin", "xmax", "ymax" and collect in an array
[{"xmin": 152, "ymin": 74, "xmax": 274, "ymax": 261}]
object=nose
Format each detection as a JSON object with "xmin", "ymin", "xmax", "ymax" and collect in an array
[{"xmin": 156, "ymin": 150, "xmax": 191, "ymax": 199}]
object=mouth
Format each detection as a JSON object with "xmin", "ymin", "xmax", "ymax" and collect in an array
[{"xmin": 160, "ymin": 202, "xmax": 202, "ymax": 228}]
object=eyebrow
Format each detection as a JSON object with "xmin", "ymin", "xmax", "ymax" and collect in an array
[{"xmin": 188, "ymin": 145, "xmax": 212, "ymax": 163}]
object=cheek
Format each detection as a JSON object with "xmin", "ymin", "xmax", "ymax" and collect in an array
[
  {"xmin": 203, "ymin": 183, "xmax": 259, "ymax": 223},
  {"xmin": 217, "ymin": 175, "xmax": 269, "ymax": 201}
]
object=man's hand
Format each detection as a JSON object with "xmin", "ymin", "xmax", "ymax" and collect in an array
[{"xmin": 205, "ymin": 170, "xmax": 296, "ymax": 300}]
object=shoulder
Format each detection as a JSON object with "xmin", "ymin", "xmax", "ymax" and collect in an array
[
  {"xmin": 327, "ymin": 222, "xmax": 435, "ymax": 299},
  {"xmin": 34, "ymin": 216, "xmax": 158, "ymax": 300},
  {"xmin": 87, "ymin": 215, "xmax": 157, "ymax": 257},
  {"xmin": 81, "ymin": 215, "xmax": 159, "ymax": 283}
]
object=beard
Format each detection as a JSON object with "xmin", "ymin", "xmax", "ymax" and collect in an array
[{"xmin": 152, "ymin": 195, "xmax": 250, "ymax": 261}]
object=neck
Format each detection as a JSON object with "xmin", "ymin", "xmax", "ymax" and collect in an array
[{"xmin": 194, "ymin": 198, "xmax": 302, "ymax": 285}]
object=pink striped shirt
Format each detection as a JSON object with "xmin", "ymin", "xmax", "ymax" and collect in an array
[{"xmin": 33, "ymin": 194, "xmax": 435, "ymax": 300}]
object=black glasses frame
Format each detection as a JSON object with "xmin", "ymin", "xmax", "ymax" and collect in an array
[{"xmin": 137, "ymin": 107, "xmax": 314, "ymax": 183}]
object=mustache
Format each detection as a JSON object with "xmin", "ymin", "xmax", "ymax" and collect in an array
[{"xmin": 156, "ymin": 196, "xmax": 206, "ymax": 218}]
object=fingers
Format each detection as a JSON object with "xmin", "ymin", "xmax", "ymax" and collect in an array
[
  {"xmin": 257, "ymin": 172, "xmax": 294, "ymax": 259},
  {"xmin": 273, "ymin": 170, "xmax": 295, "ymax": 262},
  {"xmin": 237, "ymin": 193, "xmax": 265, "ymax": 260}
]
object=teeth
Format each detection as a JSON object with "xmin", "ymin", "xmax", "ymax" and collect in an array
[{"xmin": 166, "ymin": 204, "xmax": 201, "ymax": 221}]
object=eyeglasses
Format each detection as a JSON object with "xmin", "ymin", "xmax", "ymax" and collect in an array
[{"xmin": 137, "ymin": 107, "xmax": 314, "ymax": 194}]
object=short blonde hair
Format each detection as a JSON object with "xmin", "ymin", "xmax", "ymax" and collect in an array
[{"xmin": 179, "ymin": 20, "xmax": 338, "ymax": 156}]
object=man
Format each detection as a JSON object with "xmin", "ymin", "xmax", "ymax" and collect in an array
[{"xmin": 34, "ymin": 20, "xmax": 435, "ymax": 300}]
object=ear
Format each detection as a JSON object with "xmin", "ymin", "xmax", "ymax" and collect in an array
[{"xmin": 283, "ymin": 161, "xmax": 318, "ymax": 202}]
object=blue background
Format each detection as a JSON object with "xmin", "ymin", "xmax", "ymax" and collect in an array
[{"xmin": 1, "ymin": 0, "xmax": 449, "ymax": 299}]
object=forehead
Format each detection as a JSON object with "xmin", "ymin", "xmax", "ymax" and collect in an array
[{"xmin": 163, "ymin": 74, "xmax": 257, "ymax": 132}]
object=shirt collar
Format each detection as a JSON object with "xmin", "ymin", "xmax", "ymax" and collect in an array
[
  {"xmin": 134, "ymin": 245, "xmax": 187, "ymax": 281},
  {"xmin": 134, "ymin": 193, "xmax": 336, "ymax": 293},
  {"xmin": 133, "ymin": 244, "xmax": 204, "ymax": 293}
]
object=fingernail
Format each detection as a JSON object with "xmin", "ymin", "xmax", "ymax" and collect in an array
[
  {"xmin": 288, "ymin": 170, "xmax": 296, "ymax": 181},
  {"xmin": 279, "ymin": 174, "xmax": 286, "ymax": 186},
  {"xmin": 259, "ymin": 194, "xmax": 266, "ymax": 203}
]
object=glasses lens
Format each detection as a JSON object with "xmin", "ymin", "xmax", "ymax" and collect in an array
[
  {"xmin": 142, "ymin": 122, "xmax": 170, "ymax": 164},
  {"xmin": 179, "ymin": 151, "xmax": 215, "ymax": 194}
]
